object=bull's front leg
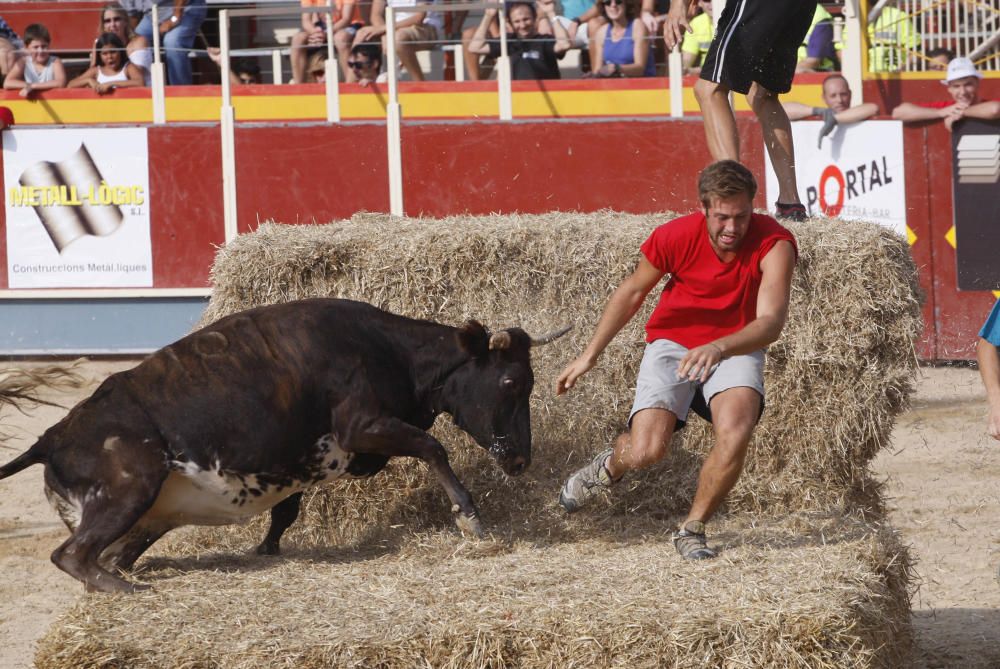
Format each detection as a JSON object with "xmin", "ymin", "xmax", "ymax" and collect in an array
[{"xmin": 339, "ymin": 417, "xmax": 483, "ymax": 538}]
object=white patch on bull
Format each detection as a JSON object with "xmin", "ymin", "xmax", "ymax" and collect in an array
[
  {"xmin": 44, "ymin": 483, "xmax": 83, "ymax": 532},
  {"xmin": 142, "ymin": 433, "xmax": 353, "ymax": 527},
  {"xmin": 103, "ymin": 436, "xmax": 123, "ymax": 452}
]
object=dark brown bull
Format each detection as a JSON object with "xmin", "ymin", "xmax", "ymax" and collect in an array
[{"xmin": 0, "ymin": 298, "xmax": 568, "ymax": 593}]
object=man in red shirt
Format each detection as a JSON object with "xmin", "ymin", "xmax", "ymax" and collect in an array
[
  {"xmin": 892, "ymin": 57, "xmax": 1000, "ymax": 131},
  {"xmin": 555, "ymin": 160, "xmax": 797, "ymax": 560}
]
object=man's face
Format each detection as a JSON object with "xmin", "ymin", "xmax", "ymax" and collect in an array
[
  {"xmin": 509, "ymin": 6, "xmax": 535, "ymax": 39},
  {"xmin": 348, "ymin": 55, "xmax": 379, "ymax": 80},
  {"xmin": 822, "ymin": 77, "xmax": 852, "ymax": 113},
  {"xmin": 705, "ymin": 194, "xmax": 753, "ymax": 255},
  {"xmin": 947, "ymin": 76, "xmax": 980, "ymax": 106},
  {"xmin": 928, "ymin": 53, "xmax": 950, "ymax": 70}
]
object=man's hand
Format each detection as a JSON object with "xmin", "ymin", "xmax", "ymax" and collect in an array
[
  {"xmin": 640, "ymin": 10, "xmax": 657, "ymax": 34},
  {"xmin": 943, "ymin": 103, "xmax": 967, "ymax": 131},
  {"xmin": 307, "ymin": 26, "xmax": 327, "ymax": 45},
  {"xmin": 555, "ymin": 354, "xmax": 597, "ymax": 395},
  {"xmin": 663, "ymin": 0, "xmax": 694, "ymax": 50},
  {"xmin": 354, "ymin": 25, "xmax": 382, "ymax": 43},
  {"xmin": 158, "ymin": 17, "xmax": 176, "ymax": 33},
  {"xmin": 988, "ymin": 404, "xmax": 1000, "ymax": 441},
  {"xmin": 677, "ymin": 343, "xmax": 723, "ymax": 383}
]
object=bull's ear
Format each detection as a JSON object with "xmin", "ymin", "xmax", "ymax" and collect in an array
[{"xmin": 456, "ymin": 320, "xmax": 490, "ymax": 358}]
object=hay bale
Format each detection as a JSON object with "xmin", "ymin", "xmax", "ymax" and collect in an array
[{"xmin": 35, "ymin": 516, "xmax": 913, "ymax": 669}]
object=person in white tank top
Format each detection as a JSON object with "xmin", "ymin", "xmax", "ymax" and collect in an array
[
  {"xmin": 92, "ymin": 4, "xmax": 152, "ymax": 86},
  {"xmin": 69, "ymin": 32, "xmax": 144, "ymax": 94},
  {"xmin": 3, "ymin": 23, "xmax": 68, "ymax": 97}
]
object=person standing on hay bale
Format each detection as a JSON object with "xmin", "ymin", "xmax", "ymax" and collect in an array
[
  {"xmin": 977, "ymin": 299, "xmax": 1000, "ymax": 441},
  {"xmin": 663, "ymin": 0, "xmax": 817, "ymax": 222},
  {"xmin": 555, "ymin": 160, "xmax": 797, "ymax": 560}
]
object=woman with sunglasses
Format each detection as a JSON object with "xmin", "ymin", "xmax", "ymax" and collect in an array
[
  {"xmin": 591, "ymin": 0, "xmax": 654, "ymax": 77},
  {"xmin": 90, "ymin": 3, "xmax": 151, "ymax": 85}
]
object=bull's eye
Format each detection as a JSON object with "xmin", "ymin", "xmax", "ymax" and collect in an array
[{"xmin": 500, "ymin": 376, "xmax": 518, "ymax": 392}]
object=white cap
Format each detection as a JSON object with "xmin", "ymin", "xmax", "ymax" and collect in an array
[{"xmin": 942, "ymin": 57, "xmax": 983, "ymax": 84}]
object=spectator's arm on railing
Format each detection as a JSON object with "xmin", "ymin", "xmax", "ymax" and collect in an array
[
  {"xmin": 782, "ymin": 101, "xmax": 816, "ymax": 121},
  {"xmin": 892, "ymin": 102, "xmax": 951, "ymax": 122},
  {"xmin": 3, "ymin": 59, "xmax": 67, "ymax": 96},
  {"xmin": 543, "ymin": 1, "xmax": 572, "ymax": 54},
  {"xmin": 468, "ymin": 8, "xmax": 498, "ymax": 55},
  {"xmin": 964, "ymin": 100, "xmax": 1000, "ymax": 122},
  {"xmin": 837, "ymin": 103, "xmax": 879, "ymax": 124}
]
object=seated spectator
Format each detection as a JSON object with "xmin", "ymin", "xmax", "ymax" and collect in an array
[
  {"xmin": 680, "ymin": 0, "xmax": 712, "ymax": 76},
  {"xmin": 467, "ymin": 2, "xmax": 571, "ymax": 80},
  {"xmin": 350, "ymin": 42, "xmax": 387, "ymax": 87},
  {"xmin": 92, "ymin": 3, "xmax": 152, "ymax": 85},
  {"xmin": 290, "ymin": 0, "xmax": 364, "ymax": 84},
  {"xmin": 464, "ymin": 0, "xmax": 572, "ymax": 81},
  {"xmin": 892, "ymin": 57, "xmax": 1000, "ymax": 131},
  {"xmin": 354, "ymin": 0, "xmax": 444, "ymax": 82},
  {"xmin": 547, "ymin": 0, "xmax": 603, "ymax": 70},
  {"xmin": 0, "ymin": 16, "xmax": 23, "ymax": 84},
  {"xmin": 783, "ymin": 74, "xmax": 879, "ymax": 147},
  {"xmin": 925, "ymin": 46, "xmax": 954, "ymax": 71},
  {"xmin": 796, "ymin": 4, "xmax": 836, "ymax": 72},
  {"xmin": 133, "ymin": 0, "xmax": 207, "ymax": 85},
  {"xmin": 68, "ymin": 32, "xmax": 144, "ymax": 94},
  {"xmin": 591, "ymin": 0, "xmax": 653, "ymax": 77},
  {"xmin": 3, "ymin": 24, "xmax": 67, "ymax": 97}
]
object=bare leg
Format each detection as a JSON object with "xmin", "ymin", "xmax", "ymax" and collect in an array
[
  {"xmin": 290, "ymin": 31, "xmax": 310, "ymax": 84},
  {"xmin": 747, "ymin": 82, "xmax": 801, "ymax": 205},
  {"xmin": 605, "ymin": 408, "xmax": 677, "ymax": 480},
  {"xmin": 684, "ymin": 387, "xmax": 760, "ymax": 524},
  {"xmin": 396, "ymin": 31, "xmax": 426, "ymax": 81},
  {"xmin": 693, "ymin": 77, "xmax": 739, "ymax": 160},
  {"xmin": 462, "ymin": 25, "xmax": 482, "ymax": 80},
  {"xmin": 334, "ymin": 29, "xmax": 355, "ymax": 82}
]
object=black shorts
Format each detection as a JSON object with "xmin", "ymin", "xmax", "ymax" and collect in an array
[{"xmin": 699, "ymin": 0, "xmax": 817, "ymax": 95}]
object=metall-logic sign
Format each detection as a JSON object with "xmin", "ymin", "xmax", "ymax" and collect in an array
[
  {"xmin": 3, "ymin": 128, "xmax": 152, "ymax": 288},
  {"xmin": 952, "ymin": 119, "xmax": 1000, "ymax": 291},
  {"xmin": 764, "ymin": 120, "xmax": 907, "ymax": 236}
]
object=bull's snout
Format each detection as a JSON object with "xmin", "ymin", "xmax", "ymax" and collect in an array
[{"xmin": 505, "ymin": 455, "xmax": 529, "ymax": 477}]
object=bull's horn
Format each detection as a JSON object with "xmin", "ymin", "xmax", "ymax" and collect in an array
[
  {"xmin": 530, "ymin": 325, "xmax": 572, "ymax": 347},
  {"xmin": 489, "ymin": 331, "xmax": 512, "ymax": 350}
]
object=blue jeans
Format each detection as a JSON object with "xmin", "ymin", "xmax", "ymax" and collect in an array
[{"xmin": 136, "ymin": 1, "xmax": 207, "ymax": 85}]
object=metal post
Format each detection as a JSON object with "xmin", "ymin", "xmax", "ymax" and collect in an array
[
  {"xmin": 668, "ymin": 47, "xmax": 682, "ymax": 117},
  {"xmin": 842, "ymin": 0, "xmax": 864, "ymax": 104},
  {"xmin": 325, "ymin": 11, "xmax": 341, "ymax": 122},
  {"xmin": 219, "ymin": 9, "xmax": 239, "ymax": 240},
  {"xmin": 386, "ymin": 5, "xmax": 404, "ymax": 216},
  {"xmin": 272, "ymin": 49, "xmax": 283, "ymax": 83},
  {"xmin": 150, "ymin": 4, "xmax": 166, "ymax": 123},
  {"xmin": 497, "ymin": 4, "xmax": 513, "ymax": 121}
]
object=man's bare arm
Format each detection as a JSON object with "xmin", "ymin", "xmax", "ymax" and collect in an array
[
  {"xmin": 892, "ymin": 102, "xmax": 951, "ymax": 122},
  {"xmin": 977, "ymin": 337, "xmax": 1000, "ymax": 440},
  {"xmin": 555, "ymin": 257, "xmax": 665, "ymax": 395}
]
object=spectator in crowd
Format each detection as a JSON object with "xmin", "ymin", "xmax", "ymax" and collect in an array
[
  {"xmin": 463, "ymin": 0, "xmax": 574, "ymax": 81},
  {"xmin": 207, "ymin": 47, "xmax": 263, "ymax": 85},
  {"xmin": 354, "ymin": 0, "xmax": 443, "ymax": 82},
  {"xmin": 305, "ymin": 50, "xmax": 329, "ymax": 82},
  {"xmin": 892, "ymin": 57, "xmax": 1000, "ymax": 130},
  {"xmin": 796, "ymin": 4, "xmax": 836, "ymax": 72},
  {"xmin": 680, "ymin": 0, "xmax": 712, "ymax": 76},
  {"xmin": 468, "ymin": 2, "xmax": 571, "ymax": 80},
  {"xmin": 290, "ymin": 0, "xmax": 364, "ymax": 84},
  {"xmin": 92, "ymin": 3, "xmax": 152, "ymax": 86},
  {"xmin": 591, "ymin": 0, "xmax": 654, "ymax": 77},
  {"xmin": 0, "ymin": 16, "xmax": 23, "ymax": 83},
  {"xmin": 69, "ymin": 32, "xmax": 144, "ymax": 94},
  {"xmin": 838, "ymin": 3, "xmax": 918, "ymax": 73},
  {"xmin": 783, "ymin": 74, "xmax": 878, "ymax": 146},
  {"xmin": 926, "ymin": 46, "xmax": 954, "ymax": 71},
  {"xmin": 132, "ymin": 0, "xmax": 207, "ymax": 85},
  {"xmin": 978, "ymin": 299, "xmax": 1000, "ymax": 441},
  {"xmin": 350, "ymin": 42, "xmax": 386, "ymax": 86},
  {"xmin": 3, "ymin": 24, "xmax": 67, "ymax": 97}
]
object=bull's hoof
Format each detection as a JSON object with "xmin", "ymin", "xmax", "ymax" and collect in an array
[
  {"xmin": 455, "ymin": 512, "xmax": 484, "ymax": 538},
  {"xmin": 255, "ymin": 542, "xmax": 280, "ymax": 556}
]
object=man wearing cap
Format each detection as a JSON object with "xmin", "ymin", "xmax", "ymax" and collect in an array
[{"xmin": 892, "ymin": 57, "xmax": 1000, "ymax": 131}]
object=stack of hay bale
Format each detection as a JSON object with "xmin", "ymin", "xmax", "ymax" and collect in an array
[{"xmin": 37, "ymin": 212, "xmax": 922, "ymax": 668}]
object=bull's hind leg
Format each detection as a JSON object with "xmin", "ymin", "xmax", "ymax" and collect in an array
[
  {"xmin": 50, "ymin": 447, "xmax": 168, "ymax": 593},
  {"xmin": 103, "ymin": 523, "xmax": 171, "ymax": 573},
  {"xmin": 256, "ymin": 492, "xmax": 303, "ymax": 556}
]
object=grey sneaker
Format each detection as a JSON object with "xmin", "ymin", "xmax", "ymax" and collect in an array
[
  {"xmin": 559, "ymin": 448, "xmax": 615, "ymax": 512},
  {"xmin": 672, "ymin": 520, "xmax": 718, "ymax": 560}
]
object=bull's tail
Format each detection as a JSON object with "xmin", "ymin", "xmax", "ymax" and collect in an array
[{"xmin": 0, "ymin": 365, "xmax": 84, "ymax": 481}]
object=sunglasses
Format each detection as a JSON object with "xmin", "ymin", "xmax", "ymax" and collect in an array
[
  {"xmin": 347, "ymin": 60, "xmax": 370, "ymax": 69},
  {"xmin": 602, "ymin": 0, "xmax": 624, "ymax": 6},
  {"xmin": 103, "ymin": 16, "xmax": 125, "ymax": 23}
]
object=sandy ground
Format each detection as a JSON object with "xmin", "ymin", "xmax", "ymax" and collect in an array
[{"xmin": 0, "ymin": 361, "xmax": 997, "ymax": 668}]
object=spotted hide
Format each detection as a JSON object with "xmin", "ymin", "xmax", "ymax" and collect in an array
[{"xmin": 0, "ymin": 298, "xmax": 569, "ymax": 593}]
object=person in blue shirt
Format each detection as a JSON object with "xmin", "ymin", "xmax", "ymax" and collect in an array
[{"xmin": 978, "ymin": 299, "xmax": 1000, "ymax": 441}]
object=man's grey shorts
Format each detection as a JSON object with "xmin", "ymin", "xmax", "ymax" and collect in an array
[{"xmin": 629, "ymin": 338, "xmax": 765, "ymax": 429}]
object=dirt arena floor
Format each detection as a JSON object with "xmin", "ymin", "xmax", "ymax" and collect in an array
[{"xmin": 1, "ymin": 361, "xmax": 997, "ymax": 669}]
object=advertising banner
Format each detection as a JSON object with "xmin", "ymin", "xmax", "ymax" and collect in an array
[
  {"xmin": 952, "ymin": 119, "xmax": 1000, "ymax": 291},
  {"xmin": 3, "ymin": 128, "xmax": 152, "ymax": 288},
  {"xmin": 764, "ymin": 120, "xmax": 907, "ymax": 236}
]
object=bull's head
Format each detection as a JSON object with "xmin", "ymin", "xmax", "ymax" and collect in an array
[{"xmin": 443, "ymin": 321, "xmax": 570, "ymax": 477}]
